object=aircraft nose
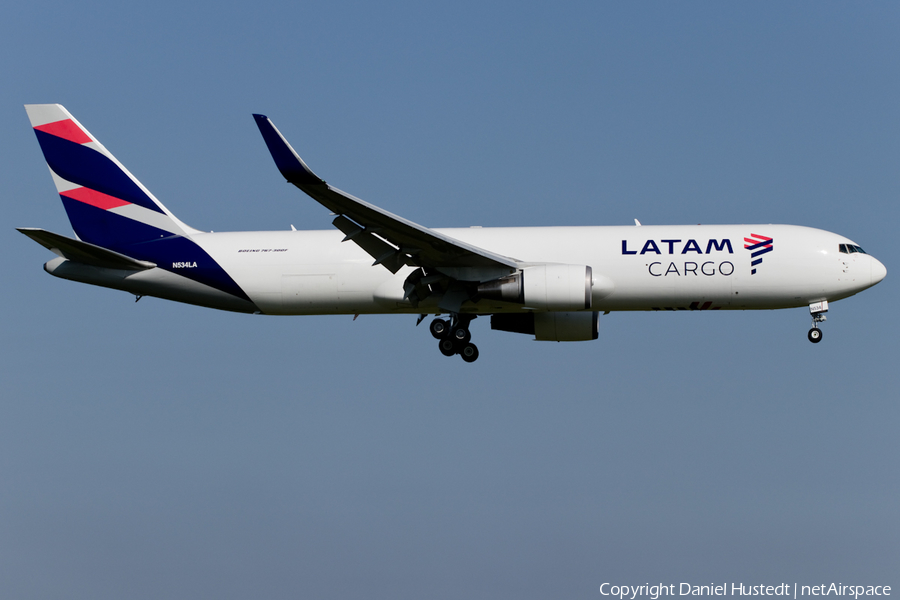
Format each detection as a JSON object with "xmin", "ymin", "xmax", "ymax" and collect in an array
[{"xmin": 871, "ymin": 256, "xmax": 887, "ymax": 285}]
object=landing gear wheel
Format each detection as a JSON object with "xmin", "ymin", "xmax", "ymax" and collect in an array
[
  {"xmin": 430, "ymin": 318, "xmax": 449, "ymax": 339},
  {"xmin": 439, "ymin": 338, "xmax": 457, "ymax": 356},
  {"xmin": 460, "ymin": 343, "xmax": 479, "ymax": 363},
  {"xmin": 808, "ymin": 328, "xmax": 823, "ymax": 343},
  {"xmin": 452, "ymin": 327, "xmax": 471, "ymax": 344}
]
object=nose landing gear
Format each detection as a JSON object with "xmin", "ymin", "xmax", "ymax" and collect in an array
[
  {"xmin": 808, "ymin": 300, "xmax": 828, "ymax": 344},
  {"xmin": 808, "ymin": 327, "xmax": 823, "ymax": 343},
  {"xmin": 429, "ymin": 314, "xmax": 479, "ymax": 362}
]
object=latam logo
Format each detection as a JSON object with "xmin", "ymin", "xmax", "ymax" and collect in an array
[
  {"xmin": 621, "ymin": 238, "xmax": 733, "ymax": 255},
  {"xmin": 744, "ymin": 234, "xmax": 773, "ymax": 274}
]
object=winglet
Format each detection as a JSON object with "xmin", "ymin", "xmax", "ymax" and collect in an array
[{"xmin": 252, "ymin": 114, "xmax": 324, "ymax": 186}]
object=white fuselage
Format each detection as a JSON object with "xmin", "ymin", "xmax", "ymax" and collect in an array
[{"xmin": 50, "ymin": 223, "xmax": 880, "ymax": 316}]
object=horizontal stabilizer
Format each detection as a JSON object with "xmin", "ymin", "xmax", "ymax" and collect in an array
[{"xmin": 17, "ymin": 227, "xmax": 156, "ymax": 270}]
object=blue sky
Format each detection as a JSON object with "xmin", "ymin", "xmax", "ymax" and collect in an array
[{"xmin": 2, "ymin": 2, "xmax": 898, "ymax": 598}]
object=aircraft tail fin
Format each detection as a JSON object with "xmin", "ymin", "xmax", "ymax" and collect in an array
[{"xmin": 24, "ymin": 104, "xmax": 198, "ymax": 256}]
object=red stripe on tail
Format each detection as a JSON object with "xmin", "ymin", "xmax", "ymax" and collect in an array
[
  {"xmin": 61, "ymin": 187, "xmax": 131, "ymax": 210},
  {"xmin": 34, "ymin": 119, "xmax": 92, "ymax": 144}
]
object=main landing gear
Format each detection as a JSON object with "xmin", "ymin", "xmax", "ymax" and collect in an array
[
  {"xmin": 430, "ymin": 314, "xmax": 479, "ymax": 362},
  {"xmin": 807, "ymin": 300, "xmax": 828, "ymax": 344}
]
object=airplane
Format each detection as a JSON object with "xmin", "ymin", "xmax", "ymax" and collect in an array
[{"xmin": 19, "ymin": 104, "xmax": 887, "ymax": 363}]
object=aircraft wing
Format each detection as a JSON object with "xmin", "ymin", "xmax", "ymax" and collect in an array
[
  {"xmin": 253, "ymin": 115, "xmax": 519, "ymax": 277},
  {"xmin": 18, "ymin": 228, "xmax": 156, "ymax": 271}
]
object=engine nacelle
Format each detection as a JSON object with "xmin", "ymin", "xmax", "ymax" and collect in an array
[
  {"xmin": 478, "ymin": 264, "xmax": 592, "ymax": 310},
  {"xmin": 491, "ymin": 311, "xmax": 599, "ymax": 342}
]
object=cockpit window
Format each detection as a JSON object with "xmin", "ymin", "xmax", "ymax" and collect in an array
[{"xmin": 839, "ymin": 244, "xmax": 867, "ymax": 254}]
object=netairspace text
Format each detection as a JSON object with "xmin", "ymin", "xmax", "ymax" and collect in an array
[{"xmin": 599, "ymin": 584, "xmax": 891, "ymax": 600}]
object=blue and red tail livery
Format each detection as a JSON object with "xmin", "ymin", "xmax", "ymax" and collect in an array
[
  {"xmin": 25, "ymin": 104, "xmax": 251, "ymax": 303},
  {"xmin": 25, "ymin": 105, "xmax": 194, "ymax": 245}
]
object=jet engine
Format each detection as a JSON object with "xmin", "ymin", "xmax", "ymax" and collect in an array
[{"xmin": 477, "ymin": 264, "xmax": 592, "ymax": 310}]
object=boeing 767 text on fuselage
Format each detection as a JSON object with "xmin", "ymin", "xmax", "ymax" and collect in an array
[{"xmin": 19, "ymin": 105, "xmax": 886, "ymax": 362}]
